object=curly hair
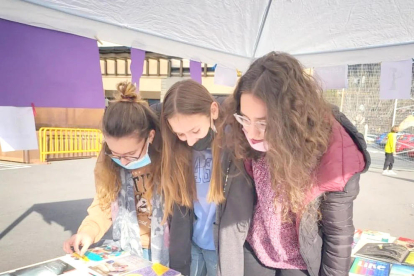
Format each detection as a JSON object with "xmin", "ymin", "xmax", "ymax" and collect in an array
[{"xmin": 223, "ymin": 52, "xmax": 332, "ymax": 221}]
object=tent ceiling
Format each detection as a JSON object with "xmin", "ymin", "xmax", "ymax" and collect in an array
[{"xmin": 1, "ymin": 0, "xmax": 413, "ymax": 71}]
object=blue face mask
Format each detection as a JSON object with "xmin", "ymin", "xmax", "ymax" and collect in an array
[{"xmin": 111, "ymin": 140, "xmax": 151, "ymax": 170}]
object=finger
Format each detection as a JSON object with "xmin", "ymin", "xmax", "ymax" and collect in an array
[
  {"xmin": 80, "ymin": 239, "xmax": 92, "ymax": 256},
  {"xmin": 63, "ymin": 237, "xmax": 75, "ymax": 254},
  {"xmin": 73, "ymin": 235, "xmax": 83, "ymax": 255}
]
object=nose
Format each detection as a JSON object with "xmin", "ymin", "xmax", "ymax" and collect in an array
[
  {"xmin": 120, "ymin": 157, "xmax": 130, "ymax": 166},
  {"xmin": 186, "ymin": 134, "xmax": 198, "ymax": 147},
  {"xmin": 244, "ymin": 125, "xmax": 261, "ymax": 140}
]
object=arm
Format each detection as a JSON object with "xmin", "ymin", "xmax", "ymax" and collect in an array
[
  {"xmin": 78, "ymin": 152, "xmax": 113, "ymax": 243},
  {"xmin": 218, "ymin": 167, "xmax": 255, "ymax": 276},
  {"xmin": 78, "ymin": 194, "xmax": 113, "ymax": 243},
  {"xmin": 320, "ymin": 174, "xmax": 360, "ymax": 276}
]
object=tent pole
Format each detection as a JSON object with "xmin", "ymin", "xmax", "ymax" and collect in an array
[
  {"xmin": 392, "ymin": 99, "xmax": 398, "ymax": 126},
  {"xmin": 252, "ymin": 0, "xmax": 273, "ymax": 59}
]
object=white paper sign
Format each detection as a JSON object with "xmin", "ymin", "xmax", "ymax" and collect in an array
[
  {"xmin": 0, "ymin": 106, "xmax": 38, "ymax": 152},
  {"xmin": 214, "ymin": 65, "xmax": 238, "ymax": 87},
  {"xmin": 314, "ymin": 65, "xmax": 348, "ymax": 90},
  {"xmin": 380, "ymin": 60, "xmax": 413, "ymax": 100}
]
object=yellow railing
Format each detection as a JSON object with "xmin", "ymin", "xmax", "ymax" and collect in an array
[{"xmin": 38, "ymin": 127, "xmax": 103, "ymax": 162}]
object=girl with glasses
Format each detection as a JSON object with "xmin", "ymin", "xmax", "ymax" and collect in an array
[
  {"xmin": 225, "ymin": 52, "xmax": 370, "ymax": 276},
  {"xmin": 63, "ymin": 82, "xmax": 168, "ymax": 265}
]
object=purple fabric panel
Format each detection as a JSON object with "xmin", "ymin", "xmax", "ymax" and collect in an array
[
  {"xmin": 130, "ymin": 48, "xmax": 145, "ymax": 89},
  {"xmin": 0, "ymin": 19, "xmax": 104, "ymax": 108},
  {"xmin": 190, "ymin": 60, "xmax": 202, "ymax": 84}
]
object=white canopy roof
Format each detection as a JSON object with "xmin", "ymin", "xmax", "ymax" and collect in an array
[{"xmin": 1, "ymin": 0, "xmax": 413, "ymax": 71}]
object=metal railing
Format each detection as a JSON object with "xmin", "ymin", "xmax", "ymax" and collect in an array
[{"xmin": 38, "ymin": 127, "xmax": 103, "ymax": 162}]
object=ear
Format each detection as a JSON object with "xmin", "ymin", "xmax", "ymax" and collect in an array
[
  {"xmin": 211, "ymin": 102, "xmax": 219, "ymax": 120},
  {"xmin": 148, "ymin": 129, "xmax": 156, "ymax": 144}
]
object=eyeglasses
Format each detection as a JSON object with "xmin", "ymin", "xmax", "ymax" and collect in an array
[
  {"xmin": 104, "ymin": 138, "xmax": 147, "ymax": 163},
  {"xmin": 233, "ymin": 113, "xmax": 267, "ymax": 132}
]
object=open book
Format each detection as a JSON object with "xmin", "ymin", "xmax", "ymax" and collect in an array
[
  {"xmin": 1, "ymin": 244, "xmax": 180, "ymax": 276},
  {"xmin": 355, "ymin": 243, "xmax": 413, "ymax": 266}
]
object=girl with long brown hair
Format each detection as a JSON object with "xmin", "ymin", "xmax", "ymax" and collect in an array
[
  {"xmin": 225, "ymin": 52, "xmax": 370, "ymax": 276},
  {"xmin": 160, "ymin": 80, "xmax": 255, "ymax": 276},
  {"xmin": 63, "ymin": 82, "xmax": 168, "ymax": 264}
]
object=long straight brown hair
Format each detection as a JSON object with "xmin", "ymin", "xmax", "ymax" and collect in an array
[
  {"xmin": 160, "ymin": 80, "xmax": 225, "ymax": 220},
  {"xmin": 96, "ymin": 82, "xmax": 162, "ymax": 210}
]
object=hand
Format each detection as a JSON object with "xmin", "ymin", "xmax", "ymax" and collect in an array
[{"xmin": 63, "ymin": 232, "xmax": 94, "ymax": 256}]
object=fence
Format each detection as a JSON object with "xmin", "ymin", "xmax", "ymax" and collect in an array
[
  {"xmin": 38, "ymin": 128, "xmax": 103, "ymax": 162},
  {"xmin": 322, "ymin": 62, "xmax": 414, "ymax": 170}
]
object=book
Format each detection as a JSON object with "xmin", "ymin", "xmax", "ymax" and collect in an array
[
  {"xmin": 126, "ymin": 263, "xmax": 181, "ymax": 276},
  {"xmin": 349, "ymin": 258, "xmax": 390, "ymax": 276},
  {"xmin": 394, "ymin": 237, "xmax": 414, "ymax": 252},
  {"xmin": 403, "ymin": 252, "xmax": 414, "ymax": 266},
  {"xmin": 0, "ymin": 259, "xmax": 79, "ymax": 276},
  {"xmin": 355, "ymin": 243, "xmax": 410, "ymax": 264},
  {"xmin": 360, "ymin": 230, "xmax": 391, "ymax": 243},
  {"xmin": 89, "ymin": 255, "xmax": 152, "ymax": 276},
  {"xmin": 389, "ymin": 264, "xmax": 414, "ymax": 276},
  {"xmin": 353, "ymin": 229, "xmax": 363, "ymax": 249}
]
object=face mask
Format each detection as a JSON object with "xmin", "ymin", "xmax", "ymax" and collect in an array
[
  {"xmin": 242, "ymin": 128, "xmax": 268, "ymax": 152},
  {"xmin": 112, "ymin": 140, "xmax": 151, "ymax": 170},
  {"xmin": 191, "ymin": 127, "xmax": 215, "ymax": 151}
]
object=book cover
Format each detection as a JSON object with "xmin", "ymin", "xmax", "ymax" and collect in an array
[
  {"xmin": 389, "ymin": 264, "xmax": 414, "ymax": 276},
  {"xmin": 350, "ymin": 258, "xmax": 390, "ymax": 276},
  {"xmin": 356, "ymin": 243, "xmax": 410, "ymax": 264},
  {"xmin": 403, "ymin": 252, "xmax": 414, "ymax": 266},
  {"xmin": 353, "ymin": 229, "xmax": 363, "ymax": 249},
  {"xmin": 89, "ymin": 255, "xmax": 152, "ymax": 276},
  {"xmin": 127, "ymin": 263, "xmax": 180, "ymax": 276},
  {"xmin": 395, "ymin": 238, "xmax": 414, "ymax": 252},
  {"xmin": 0, "ymin": 259, "xmax": 77, "ymax": 276},
  {"xmin": 360, "ymin": 230, "xmax": 391, "ymax": 243}
]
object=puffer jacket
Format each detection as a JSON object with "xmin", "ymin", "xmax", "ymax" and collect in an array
[
  {"xmin": 244, "ymin": 107, "xmax": 370, "ymax": 276},
  {"xmin": 298, "ymin": 107, "xmax": 370, "ymax": 276}
]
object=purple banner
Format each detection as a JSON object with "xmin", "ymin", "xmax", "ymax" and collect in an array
[
  {"xmin": 190, "ymin": 60, "xmax": 202, "ymax": 84},
  {"xmin": 0, "ymin": 19, "xmax": 104, "ymax": 108},
  {"xmin": 130, "ymin": 48, "xmax": 145, "ymax": 89}
]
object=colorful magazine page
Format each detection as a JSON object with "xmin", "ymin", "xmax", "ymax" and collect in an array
[
  {"xmin": 0, "ymin": 259, "xmax": 81, "ymax": 276},
  {"xmin": 126, "ymin": 263, "xmax": 181, "ymax": 276},
  {"xmin": 389, "ymin": 264, "xmax": 414, "ymax": 276},
  {"xmin": 395, "ymin": 237, "xmax": 414, "ymax": 252},
  {"xmin": 349, "ymin": 258, "xmax": 390, "ymax": 276},
  {"xmin": 89, "ymin": 255, "xmax": 152, "ymax": 276},
  {"xmin": 353, "ymin": 229, "xmax": 363, "ymax": 249}
]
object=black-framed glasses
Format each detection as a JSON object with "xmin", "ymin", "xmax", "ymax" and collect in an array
[{"xmin": 104, "ymin": 138, "xmax": 147, "ymax": 163}]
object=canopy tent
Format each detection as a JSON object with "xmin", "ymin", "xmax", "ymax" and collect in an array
[{"xmin": 1, "ymin": 0, "xmax": 413, "ymax": 71}]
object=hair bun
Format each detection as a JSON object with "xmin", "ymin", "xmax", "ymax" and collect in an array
[{"xmin": 116, "ymin": 81, "xmax": 141, "ymax": 102}]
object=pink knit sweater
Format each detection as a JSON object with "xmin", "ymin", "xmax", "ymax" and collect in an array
[{"xmin": 246, "ymin": 156, "xmax": 307, "ymax": 269}]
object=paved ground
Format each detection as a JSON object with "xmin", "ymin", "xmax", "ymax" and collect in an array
[
  {"xmin": 368, "ymin": 144, "xmax": 414, "ymax": 171},
  {"xmin": 0, "ymin": 158, "xmax": 413, "ymax": 272}
]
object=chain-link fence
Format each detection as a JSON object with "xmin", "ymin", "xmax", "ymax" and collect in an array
[{"xmin": 322, "ymin": 63, "xmax": 414, "ymax": 171}]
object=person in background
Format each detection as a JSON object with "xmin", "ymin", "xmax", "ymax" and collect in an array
[
  {"xmin": 383, "ymin": 125, "xmax": 399, "ymax": 175},
  {"xmin": 63, "ymin": 82, "xmax": 168, "ymax": 265}
]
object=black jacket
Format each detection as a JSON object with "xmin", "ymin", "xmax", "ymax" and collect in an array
[
  {"xmin": 168, "ymin": 150, "xmax": 255, "ymax": 276},
  {"xmin": 299, "ymin": 107, "xmax": 370, "ymax": 276}
]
